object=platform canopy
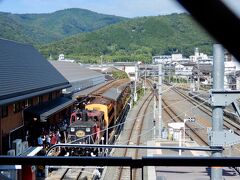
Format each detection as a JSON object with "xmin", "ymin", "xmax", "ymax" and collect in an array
[{"xmin": 25, "ymin": 97, "xmax": 75, "ymax": 122}]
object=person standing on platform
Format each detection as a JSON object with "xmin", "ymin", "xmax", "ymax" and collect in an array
[
  {"xmin": 38, "ymin": 135, "xmax": 43, "ymax": 146},
  {"xmin": 45, "ymin": 134, "xmax": 51, "ymax": 148},
  {"xmin": 50, "ymin": 133, "xmax": 57, "ymax": 146}
]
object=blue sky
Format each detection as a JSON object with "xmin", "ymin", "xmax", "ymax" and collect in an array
[
  {"xmin": 0, "ymin": 0, "xmax": 239, "ymax": 18},
  {"xmin": 0, "ymin": 0, "xmax": 185, "ymax": 17}
]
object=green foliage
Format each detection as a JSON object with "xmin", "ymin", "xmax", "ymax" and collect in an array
[
  {"xmin": 0, "ymin": 10, "xmax": 214, "ymax": 62},
  {"xmin": 0, "ymin": 9, "xmax": 126, "ymax": 45},
  {"xmin": 137, "ymin": 88, "xmax": 145, "ymax": 100},
  {"xmin": 40, "ymin": 13, "xmax": 214, "ymax": 63},
  {"xmin": 112, "ymin": 71, "xmax": 129, "ymax": 80}
]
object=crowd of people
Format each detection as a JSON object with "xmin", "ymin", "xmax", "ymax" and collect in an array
[{"xmin": 37, "ymin": 129, "xmax": 63, "ymax": 150}]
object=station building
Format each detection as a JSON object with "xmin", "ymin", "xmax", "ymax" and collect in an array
[
  {"xmin": 50, "ymin": 61, "xmax": 105, "ymax": 95},
  {"xmin": 0, "ymin": 39, "xmax": 75, "ymax": 155}
]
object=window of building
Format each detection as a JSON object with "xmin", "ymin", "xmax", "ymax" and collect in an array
[
  {"xmin": 56, "ymin": 90, "xmax": 61, "ymax": 97},
  {"xmin": 1, "ymin": 105, "xmax": 8, "ymax": 118},
  {"xmin": 13, "ymin": 102, "xmax": 21, "ymax": 113},
  {"xmin": 38, "ymin": 96, "xmax": 43, "ymax": 104},
  {"xmin": 48, "ymin": 92, "xmax": 53, "ymax": 101},
  {"xmin": 28, "ymin": 98, "xmax": 33, "ymax": 106},
  {"xmin": 24, "ymin": 98, "xmax": 33, "ymax": 108}
]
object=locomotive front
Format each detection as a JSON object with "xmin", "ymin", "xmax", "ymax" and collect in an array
[{"xmin": 67, "ymin": 110, "xmax": 104, "ymax": 144}]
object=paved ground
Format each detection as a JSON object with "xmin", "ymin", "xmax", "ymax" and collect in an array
[{"xmin": 147, "ymin": 140, "xmax": 239, "ymax": 180}]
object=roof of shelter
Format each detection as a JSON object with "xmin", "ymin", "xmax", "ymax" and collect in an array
[{"xmin": 0, "ymin": 38, "xmax": 70, "ymax": 105}]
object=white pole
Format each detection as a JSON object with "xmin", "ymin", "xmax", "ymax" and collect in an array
[
  {"xmin": 144, "ymin": 65, "xmax": 146, "ymax": 95},
  {"xmin": 134, "ymin": 64, "xmax": 138, "ymax": 102},
  {"xmin": 153, "ymin": 90, "xmax": 156, "ymax": 139},
  {"xmin": 197, "ymin": 60, "xmax": 200, "ymax": 91},
  {"xmin": 158, "ymin": 64, "xmax": 162, "ymax": 137},
  {"xmin": 183, "ymin": 119, "xmax": 186, "ymax": 146},
  {"xmin": 179, "ymin": 130, "xmax": 182, "ymax": 156},
  {"xmin": 100, "ymin": 55, "xmax": 103, "ymax": 67}
]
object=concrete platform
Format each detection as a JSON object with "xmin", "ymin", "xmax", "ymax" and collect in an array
[{"xmin": 147, "ymin": 140, "xmax": 239, "ymax": 180}]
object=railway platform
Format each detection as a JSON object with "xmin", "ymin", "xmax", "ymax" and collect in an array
[{"xmin": 146, "ymin": 139, "xmax": 239, "ymax": 180}]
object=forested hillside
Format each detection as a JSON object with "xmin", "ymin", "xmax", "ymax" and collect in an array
[
  {"xmin": 39, "ymin": 13, "xmax": 213, "ymax": 63},
  {"xmin": 0, "ymin": 8, "xmax": 126, "ymax": 45}
]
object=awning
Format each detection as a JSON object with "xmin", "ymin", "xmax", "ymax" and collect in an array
[{"xmin": 25, "ymin": 97, "xmax": 75, "ymax": 122}]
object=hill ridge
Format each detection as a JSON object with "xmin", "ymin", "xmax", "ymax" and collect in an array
[
  {"xmin": 0, "ymin": 8, "xmax": 127, "ymax": 45},
  {"xmin": 39, "ymin": 13, "xmax": 213, "ymax": 63}
]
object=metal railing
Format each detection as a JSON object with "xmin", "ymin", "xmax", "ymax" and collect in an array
[{"xmin": 1, "ymin": 155, "xmax": 240, "ymax": 167}]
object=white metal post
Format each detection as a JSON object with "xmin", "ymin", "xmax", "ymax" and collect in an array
[
  {"xmin": 183, "ymin": 120, "xmax": 186, "ymax": 144},
  {"xmin": 158, "ymin": 64, "xmax": 162, "ymax": 137},
  {"xmin": 134, "ymin": 64, "xmax": 138, "ymax": 102},
  {"xmin": 197, "ymin": 60, "xmax": 200, "ymax": 91},
  {"xmin": 144, "ymin": 65, "xmax": 146, "ymax": 95},
  {"xmin": 179, "ymin": 130, "xmax": 182, "ymax": 156},
  {"xmin": 153, "ymin": 89, "xmax": 156, "ymax": 139},
  {"xmin": 100, "ymin": 55, "xmax": 103, "ymax": 67}
]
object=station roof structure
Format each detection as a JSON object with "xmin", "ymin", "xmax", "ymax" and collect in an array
[
  {"xmin": 102, "ymin": 88, "xmax": 121, "ymax": 101},
  {"xmin": 102, "ymin": 84, "xmax": 128, "ymax": 101},
  {"xmin": 25, "ymin": 97, "xmax": 75, "ymax": 122},
  {"xmin": 0, "ymin": 39, "xmax": 70, "ymax": 106},
  {"xmin": 50, "ymin": 61, "xmax": 104, "ymax": 83}
]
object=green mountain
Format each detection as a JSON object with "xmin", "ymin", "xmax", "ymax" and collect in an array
[
  {"xmin": 39, "ymin": 13, "xmax": 213, "ymax": 63},
  {"xmin": 0, "ymin": 8, "xmax": 126, "ymax": 45}
]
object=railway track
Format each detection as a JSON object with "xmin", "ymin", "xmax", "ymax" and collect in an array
[
  {"xmin": 171, "ymin": 86, "xmax": 240, "ymax": 135},
  {"xmin": 162, "ymin": 97, "xmax": 208, "ymax": 146},
  {"xmin": 118, "ymin": 94, "xmax": 153, "ymax": 179},
  {"xmin": 162, "ymin": 84, "xmax": 239, "ymax": 147},
  {"xmin": 168, "ymin": 85, "xmax": 240, "ymax": 174},
  {"xmin": 162, "ymin": 84, "xmax": 240, "ymax": 152},
  {"xmin": 91, "ymin": 78, "xmax": 130, "ymax": 96},
  {"xmin": 60, "ymin": 167, "xmax": 83, "ymax": 180},
  {"xmin": 48, "ymin": 166, "xmax": 100, "ymax": 180},
  {"xmin": 116, "ymin": 82, "xmax": 153, "ymax": 180},
  {"xmin": 47, "ymin": 78, "xmax": 131, "ymax": 180}
]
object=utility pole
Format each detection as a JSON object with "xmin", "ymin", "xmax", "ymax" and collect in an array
[
  {"xmin": 144, "ymin": 65, "xmax": 147, "ymax": 95},
  {"xmin": 158, "ymin": 63, "xmax": 162, "ymax": 137},
  {"xmin": 211, "ymin": 44, "xmax": 224, "ymax": 180},
  {"xmin": 197, "ymin": 59, "xmax": 200, "ymax": 91},
  {"xmin": 134, "ymin": 63, "xmax": 138, "ymax": 102},
  {"xmin": 100, "ymin": 55, "xmax": 103, "ymax": 67},
  {"xmin": 153, "ymin": 81, "xmax": 157, "ymax": 139}
]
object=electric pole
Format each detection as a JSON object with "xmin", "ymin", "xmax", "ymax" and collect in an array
[
  {"xmin": 211, "ymin": 44, "xmax": 224, "ymax": 180},
  {"xmin": 134, "ymin": 63, "xmax": 138, "ymax": 102},
  {"xmin": 153, "ymin": 82, "xmax": 156, "ymax": 139},
  {"xmin": 158, "ymin": 63, "xmax": 162, "ymax": 137},
  {"xmin": 144, "ymin": 65, "xmax": 147, "ymax": 95}
]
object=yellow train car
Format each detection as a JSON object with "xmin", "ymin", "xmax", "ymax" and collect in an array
[{"xmin": 85, "ymin": 83, "xmax": 130, "ymax": 129}]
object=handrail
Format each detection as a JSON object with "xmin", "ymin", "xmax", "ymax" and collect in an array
[
  {"xmin": 46, "ymin": 143, "xmax": 222, "ymax": 155},
  {"xmin": 0, "ymin": 156, "xmax": 240, "ymax": 168}
]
